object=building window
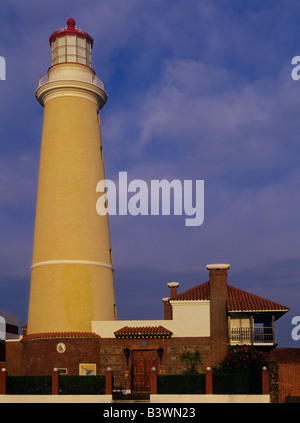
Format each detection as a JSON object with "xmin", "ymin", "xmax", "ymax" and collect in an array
[{"xmin": 0, "ymin": 340, "xmax": 5, "ymax": 362}]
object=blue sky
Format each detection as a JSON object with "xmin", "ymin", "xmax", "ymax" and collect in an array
[{"xmin": 0, "ymin": 0, "xmax": 300, "ymax": 347}]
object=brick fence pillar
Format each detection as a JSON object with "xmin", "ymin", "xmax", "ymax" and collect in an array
[
  {"xmin": 52, "ymin": 368, "xmax": 59, "ymax": 395},
  {"xmin": 262, "ymin": 367, "xmax": 269, "ymax": 395},
  {"xmin": 206, "ymin": 367, "xmax": 213, "ymax": 394},
  {"xmin": 105, "ymin": 368, "xmax": 112, "ymax": 395},
  {"xmin": 0, "ymin": 367, "xmax": 6, "ymax": 395},
  {"xmin": 150, "ymin": 366, "xmax": 157, "ymax": 395}
]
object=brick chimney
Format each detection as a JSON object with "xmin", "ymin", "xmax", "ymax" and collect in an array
[
  {"xmin": 206, "ymin": 264, "xmax": 230, "ymax": 368},
  {"xmin": 167, "ymin": 282, "xmax": 179, "ymax": 298},
  {"xmin": 163, "ymin": 282, "xmax": 180, "ymax": 320},
  {"xmin": 163, "ymin": 298, "xmax": 172, "ymax": 320}
]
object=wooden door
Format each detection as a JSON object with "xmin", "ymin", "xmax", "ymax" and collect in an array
[{"xmin": 132, "ymin": 350, "xmax": 157, "ymax": 398}]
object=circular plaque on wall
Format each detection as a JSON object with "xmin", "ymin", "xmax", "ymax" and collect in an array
[{"xmin": 56, "ymin": 342, "xmax": 66, "ymax": 353}]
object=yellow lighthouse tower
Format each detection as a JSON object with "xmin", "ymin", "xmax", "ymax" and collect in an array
[{"xmin": 27, "ymin": 18, "xmax": 116, "ymax": 335}]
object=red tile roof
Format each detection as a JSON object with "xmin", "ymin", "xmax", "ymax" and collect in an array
[
  {"xmin": 227, "ymin": 285, "xmax": 289, "ymax": 312},
  {"xmin": 171, "ymin": 281, "xmax": 210, "ymax": 301},
  {"xmin": 171, "ymin": 281, "xmax": 289, "ymax": 312},
  {"xmin": 114, "ymin": 326, "xmax": 173, "ymax": 339},
  {"xmin": 23, "ymin": 331, "xmax": 101, "ymax": 341}
]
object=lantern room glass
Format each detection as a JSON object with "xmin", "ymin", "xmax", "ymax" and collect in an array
[{"xmin": 51, "ymin": 35, "xmax": 92, "ymax": 67}]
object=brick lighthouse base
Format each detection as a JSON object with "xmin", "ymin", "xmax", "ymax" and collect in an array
[{"xmin": 6, "ymin": 333, "xmax": 101, "ymax": 376}]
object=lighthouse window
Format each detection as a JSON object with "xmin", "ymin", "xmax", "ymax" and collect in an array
[
  {"xmin": 67, "ymin": 45, "xmax": 76, "ymax": 55},
  {"xmin": 51, "ymin": 41, "xmax": 56, "ymax": 63},
  {"xmin": 57, "ymin": 55, "xmax": 65, "ymax": 64},
  {"xmin": 77, "ymin": 47, "xmax": 86, "ymax": 59},
  {"xmin": 51, "ymin": 35, "xmax": 92, "ymax": 67},
  {"xmin": 66, "ymin": 35, "xmax": 76, "ymax": 45},
  {"xmin": 57, "ymin": 36, "xmax": 65, "ymax": 47},
  {"xmin": 86, "ymin": 41, "xmax": 92, "ymax": 66},
  {"xmin": 57, "ymin": 46, "xmax": 65, "ymax": 57},
  {"xmin": 66, "ymin": 36, "xmax": 76, "ymax": 62},
  {"xmin": 77, "ymin": 56, "xmax": 85, "ymax": 65},
  {"xmin": 77, "ymin": 38, "xmax": 85, "ymax": 48}
]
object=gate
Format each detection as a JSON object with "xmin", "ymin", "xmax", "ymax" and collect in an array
[
  {"xmin": 112, "ymin": 350, "xmax": 157, "ymax": 400},
  {"xmin": 112, "ymin": 367, "xmax": 132, "ymax": 400}
]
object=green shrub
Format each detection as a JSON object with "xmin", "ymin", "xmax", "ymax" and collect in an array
[
  {"xmin": 213, "ymin": 371, "xmax": 262, "ymax": 394},
  {"xmin": 6, "ymin": 375, "xmax": 105, "ymax": 395},
  {"xmin": 6, "ymin": 376, "xmax": 52, "ymax": 395},
  {"xmin": 157, "ymin": 374, "xmax": 206, "ymax": 394},
  {"xmin": 58, "ymin": 375, "xmax": 105, "ymax": 395}
]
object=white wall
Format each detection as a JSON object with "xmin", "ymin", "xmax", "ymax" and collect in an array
[
  {"xmin": 170, "ymin": 300, "xmax": 210, "ymax": 337},
  {"xmin": 92, "ymin": 300, "xmax": 210, "ymax": 338},
  {"xmin": 150, "ymin": 394, "xmax": 270, "ymax": 403},
  {"xmin": 0, "ymin": 394, "xmax": 270, "ymax": 403},
  {"xmin": 0, "ymin": 395, "xmax": 112, "ymax": 403}
]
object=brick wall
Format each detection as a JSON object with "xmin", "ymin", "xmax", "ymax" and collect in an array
[
  {"xmin": 99, "ymin": 337, "xmax": 211, "ymax": 375},
  {"xmin": 5, "ymin": 341, "xmax": 23, "ymax": 375},
  {"xmin": 6, "ymin": 337, "xmax": 101, "ymax": 376},
  {"xmin": 268, "ymin": 348, "xmax": 300, "ymax": 403},
  {"xmin": 278, "ymin": 362, "xmax": 300, "ymax": 402},
  {"xmin": 5, "ymin": 336, "xmax": 212, "ymax": 376}
]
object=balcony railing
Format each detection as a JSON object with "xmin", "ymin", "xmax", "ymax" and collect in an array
[
  {"xmin": 38, "ymin": 72, "xmax": 105, "ymax": 90},
  {"xmin": 229, "ymin": 327, "xmax": 274, "ymax": 345}
]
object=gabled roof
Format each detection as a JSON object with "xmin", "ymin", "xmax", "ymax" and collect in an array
[
  {"xmin": 170, "ymin": 281, "xmax": 289, "ymax": 313},
  {"xmin": 114, "ymin": 326, "xmax": 173, "ymax": 339}
]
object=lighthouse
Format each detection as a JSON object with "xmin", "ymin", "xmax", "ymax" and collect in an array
[{"xmin": 27, "ymin": 18, "xmax": 117, "ymax": 335}]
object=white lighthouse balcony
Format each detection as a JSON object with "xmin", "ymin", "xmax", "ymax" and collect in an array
[
  {"xmin": 36, "ymin": 62, "xmax": 107, "ymax": 110},
  {"xmin": 38, "ymin": 65, "xmax": 105, "ymax": 91}
]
